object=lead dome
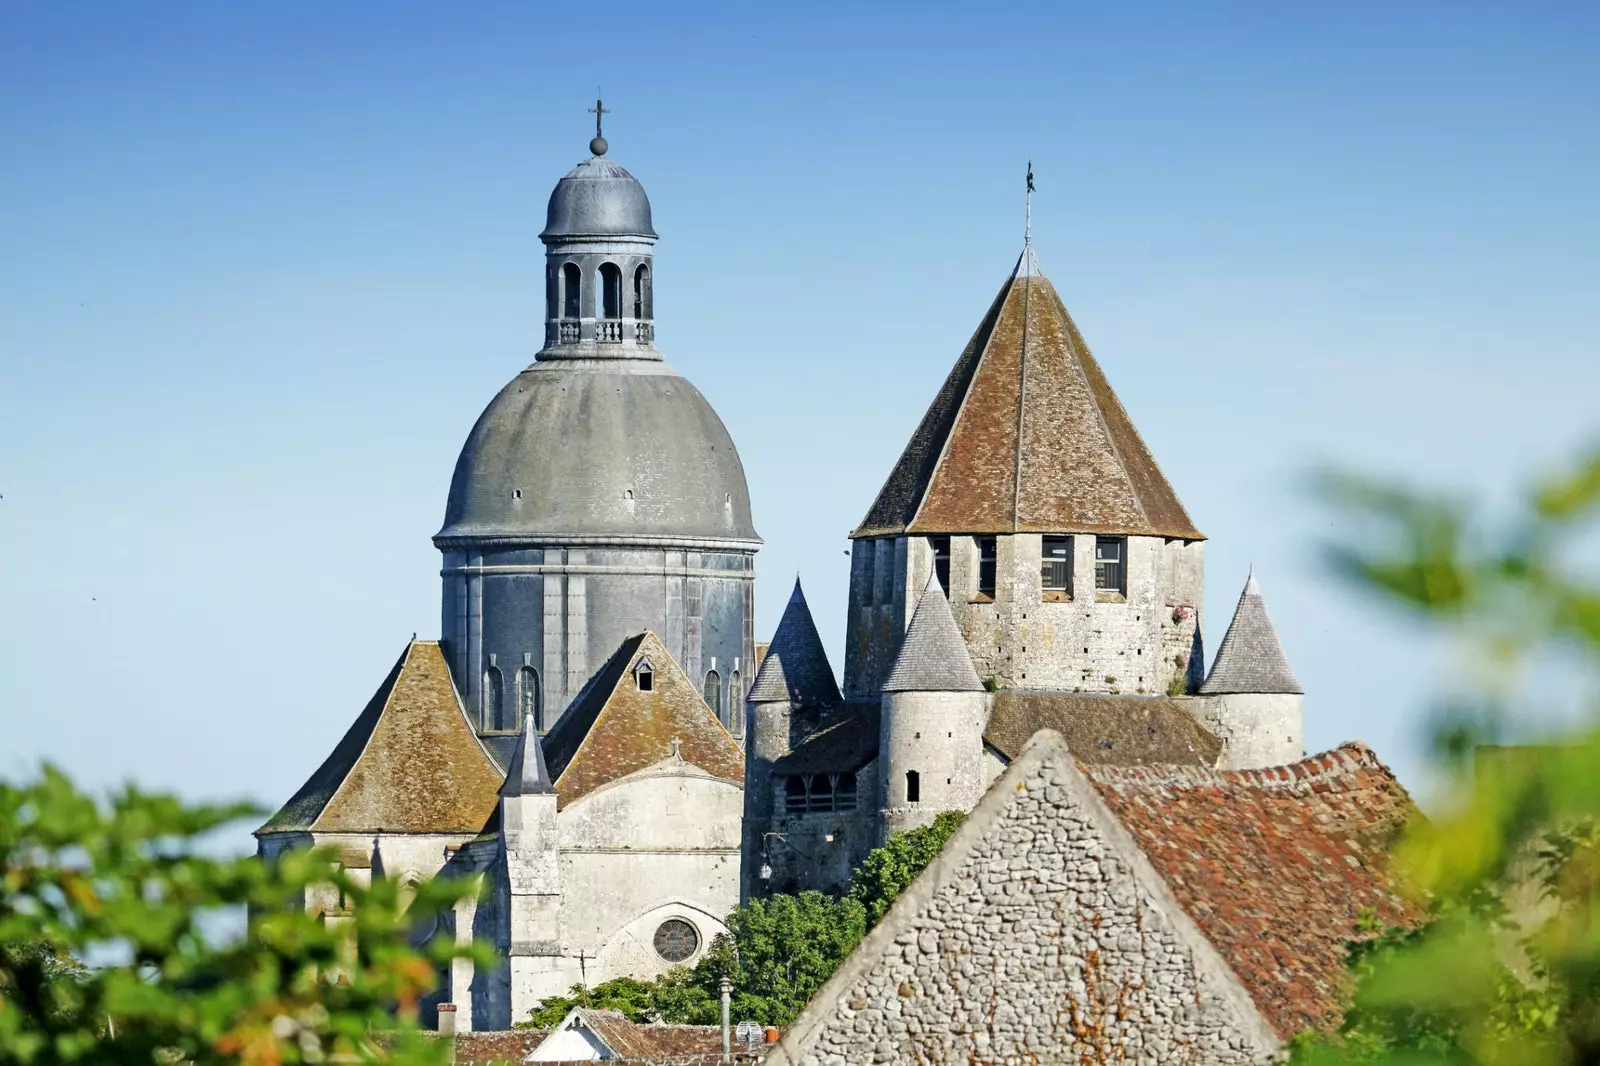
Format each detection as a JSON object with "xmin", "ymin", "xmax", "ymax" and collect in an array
[{"xmin": 541, "ymin": 156, "xmax": 657, "ymax": 241}]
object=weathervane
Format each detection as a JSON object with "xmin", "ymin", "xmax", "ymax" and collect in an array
[
  {"xmin": 1024, "ymin": 160, "xmax": 1035, "ymax": 250},
  {"xmin": 588, "ymin": 90, "xmax": 611, "ymax": 156}
]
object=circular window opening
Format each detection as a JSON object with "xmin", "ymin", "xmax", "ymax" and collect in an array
[{"xmin": 653, "ymin": 918, "xmax": 700, "ymax": 963}]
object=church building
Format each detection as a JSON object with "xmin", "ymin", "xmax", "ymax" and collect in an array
[{"xmin": 257, "ymin": 112, "xmax": 1319, "ymax": 1036}]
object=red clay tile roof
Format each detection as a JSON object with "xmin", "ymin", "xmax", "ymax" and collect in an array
[
  {"xmin": 854, "ymin": 251, "xmax": 1202, "ymax": 540},
  {"xmin": 1085, "ymin": 742, "xmax": 1421, "ymax": 1038},
  {"xmin": 258, "ymin": 640, "xmax": 505, "ymax": 836},
  {"xmin": 540, "ymin": 633, "xmax": 745, "ymax": 810},
  {"xmin": 540, "ymin": 1010, "xmax": 773, "ymax": 1063}
]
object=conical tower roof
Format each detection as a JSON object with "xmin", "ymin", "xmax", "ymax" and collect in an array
[
  {"xmin": 855, "ymin": 249, "xmax": 1202, "ymax": 540},
  {"xmin": 748, "ymin": 579, "xmax": 841, "ymax": 707},
  {"xmin": 500, "ymin": 710, "xmax": 556, "ymax": 796},
  {"xmin": 883, "ymin": 574, "xmax": 985, "ymax": 693},
  {"xmin": 1200, "ymin": 571, "xmax": 1302, "ymax": 695}
]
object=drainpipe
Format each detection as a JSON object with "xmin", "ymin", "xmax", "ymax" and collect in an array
[{"xmin": 720, "ymin": 976, "xmax": 733, "ymax": 1061}]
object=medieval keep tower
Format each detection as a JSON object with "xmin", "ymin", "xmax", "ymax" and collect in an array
[{"xmin": 434, "ymin": 119, "xmax": 761, "ymax": 755}]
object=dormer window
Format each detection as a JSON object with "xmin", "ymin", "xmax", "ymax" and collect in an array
[{"xmin": 634, "ymin": 658, "xmax": 654, "ymax": 692}]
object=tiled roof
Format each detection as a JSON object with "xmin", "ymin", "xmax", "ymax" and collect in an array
[
  {"xmin": 747, "ymin": 579, "xmax": 841, "ymax": 707},
  {"xmin": 854, "ymin": 249, "xmax": 1203, "ymax": 540},
  {"xmin": 536, "ymin": 1010, "xmax": 772, "ymax": 1063},
  {"xmin": 1085, "ymin": 742, "xmax": 1420, "ymax": 1038},
  {"xmin": 1201, "ymin": 570, "xmax": 1303, "ymax": 694},
  {"xmin": 984, "ymin": 691, "xmax": 1222, "ymax": 766},
  {"xmin": 539, "ymin": 633, "xmax": 744, "ymax": 810},
  {"xmin": 500, "ymin": 709, "xmax": 555, "ymax": 796},
  {"xmin": 881, "ymin": 575, "xmax": 984, "ymax": 693},
  {"xmin": 257, "ymin": 640, "xmax": 504, "ymax": 836},
  {"xmin": 771, "ymin": 701, "xmax": 881, "ymax": 776}
]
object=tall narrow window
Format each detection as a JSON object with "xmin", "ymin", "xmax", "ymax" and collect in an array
[
  {"xmin": 598, "ymin": 263, "xmax": 622, "ymax": 319},
  {"xmin": 729, "ymin": 669, "xmax": 742, "ymax": 734},
  {"xmin": 929, "ymin": 536, "xmax": 951, "ymax": 596},
  {"xmin": 517, "ymin": 666, "xmax": 541, "ymax": 731},
  {"xmin": 859, "ymin": 541, "xmax": 876, "ymax": 606},
  {"xmin": 905, "ymin": 770, "xmax": 921, "ymax": 804},
  {"xmin": 633, "ymin": 264, "xmax": 650, "ymax": 319},
  {"xmin": 1095, "ymin": 536, "xmax": 1126, "ymax": 594},
  {"xmin": 1042, "ymin": 535, "xmax": 1073, "ymax": 595},
  {"xmin": 975, "ymin": 536, "xmax": 997, "ymax": 599},
  {"xmin": 785, "ymin": 776, "xmax": 807, "ymax": 814},
  {"xmin": 703, "ymin": 670, "xmax": 723, "ymax": 723},
  {"xmin": 807, "ymin": 774, "xmax": 834, "ymax": 813},
  {"xmin": 561, "ymin": 263, "xmax": 581, "ymax": 319},
  {"xmin": 483, "ymin": 666, "xmax": 504, "ymax": 733}
]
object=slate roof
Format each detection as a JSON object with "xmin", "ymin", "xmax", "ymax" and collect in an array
[
  {"xmin": 539, "ymin": 632, "xmax": 744, "ymax": 810},
  {"xmin": 1086, "ymin": 742, "xmax": 1419, "ymax": 1038},
  {"xmin": 984, "ymin": 691, "xmax": 1222, "ymax": 766},
  {"xmin": 1201, "ymin": 570, "xmax": 1303, "ymax": 695},
  {"xmin": 771, "ymin": 702, "xmax": 881, "ymax": 776},
  {"xmin": 500, "ymin": 709, "xmax": 556, "ymax": 796},
  {"xmin": 257, "ymin": 640, "xmax": 505, "ymax": 836},
  {"xmin": 881, "ymin": 574, "xmax": 984, "ymax": 693},
  {"xmin": 854, "ymin": 249, "xmax": 1202, "ymax": 540},
  {"xmin": 747, "ymin": 579, "xmax": 841, "ymax": 707}
]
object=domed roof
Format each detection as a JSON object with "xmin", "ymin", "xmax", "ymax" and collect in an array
[
  {"xmin": 541, "ymin": 156, "xmax": 657, "ymax": 241},
  {"xmin": 435, "ymin": 361, "xmax": 758, "ymax": 547}
]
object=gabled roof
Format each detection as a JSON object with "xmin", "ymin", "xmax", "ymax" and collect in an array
[
  {"xmin": 1201, "ymin": 570, "xmax": 1303, "ymax": 695},
  {"xmin": 1086, "ymin": 743, "xmax": 1418, "ymax": 1037},
  {"xmin": 984, "ymin": 691, "xmax": 1222, "ymax": 765},
  {"xmin": 538, "ymin": 632, "xmax": 744, "ymax": 810},
  {"xmin": 747, "ymin": 579, "xmax": 841, "ymax": 708},
  {"xmin": 529, "ymin": 1008, "xmax": 766, "ymax": 1063},
  {"xmin": 882, "ymin": 574, "xmax": 984, "ymax": 692},
  {"xmin": 853, "ymin": 249, "xmax": 1202, "ymax": 540},
  {"xmin": 257, "ymin": 640, "xmax": 505, "ymax": 836}
]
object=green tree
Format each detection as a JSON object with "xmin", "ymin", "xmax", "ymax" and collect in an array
[
  {"xmin": 1292, "ymin": 445, "xmax": 1600, "ymax": 1066},
  {"xmin": 847, "ymin": 811, "xmax": 966, "ymax": 925},
  {"xmin": 0, "ymin": 766, "xmax": 485, "ymax": 1065}
]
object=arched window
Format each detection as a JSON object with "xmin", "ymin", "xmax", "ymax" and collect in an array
[
  {"xmin": 632, "ymin": 264, "xmax": 650, "ymax": 319},
  {"xmin": 808, "ymin": 774, "xmax": 834, "ymax": 813},
  {"xmin": 598, "ymin": 263, "xmax": 622, "ymax": 320},
  {"xmin": 483, "ymin": 666, "xmax": 505, "ymax": 732},
  {"xmin": 729, "ymin": 669, "xmax": 742, "ymax": 734},
  {"xmin": 517, "ymin": 666, "xmax": 541, "ymax": 731},
  {"xmin": 905, "ymin": 769, "xmax": 921, "ymax": 804},
  {"xmin": 703, "ymin": 670, "xmax": 722, "ymax": 723},
  {"xmin": 561, "ymin": 263, "xmax": 581, "ymax": 319},
  {"xmin": 784, "ymin": 776, "xmax": 807, "ymax": 814}
]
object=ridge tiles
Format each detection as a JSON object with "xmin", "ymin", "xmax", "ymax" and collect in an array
[
  {"xmin": 882, "ymin": 573, "xmax": 985, "ymax": 693},
  {"xmin": 1200, "ymin": 570, "xmax": 1303, "ymax": 695},
  {"xmin": 853, "ymin": 250, "xmax": 1202, "ymax": 540},
  {"xmin": 747, "ymin": 578, "xmax": 842, "ymax": 707}
]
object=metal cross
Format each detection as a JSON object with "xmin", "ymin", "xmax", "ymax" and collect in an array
[{"xmin": 588, "ymin": 92, "xmax": 610, "ymax": 139}]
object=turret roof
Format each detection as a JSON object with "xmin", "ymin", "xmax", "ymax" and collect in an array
[
  {"xmin": 1201, "ymin": 571, "xmax": 1303, "ymax": 695},
  {"xmin": 747, "ymin": 579, "xmax": 842, "ymax": 707},
  {"xmin": 500, "ymin": 709, "xmax": 556, "ymax": 797},
  {"xmin": 882, "ymin": 574, "xmax": 985, "ymax": 693},
  {"xmin": 854, "ymin": 249, "xmax": 1202, "ymax": 540}
]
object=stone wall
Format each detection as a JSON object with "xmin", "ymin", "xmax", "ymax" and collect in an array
[
  {"xmin": 1185, "ymin": 693, "xmax": 1303, "ymax": 770},
  {"xmin": 877, "ymin": 691, "xmax": 989, "ymax": 842},
  {"xmin": 766, "ymin": 732, "xmax": 1279, "ymax": 1066}
]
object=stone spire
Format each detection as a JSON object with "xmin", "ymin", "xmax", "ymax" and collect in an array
[
  {"xmin": 500, "ymin": 710, "xmax": 556, "ymax": 796},
  {"xmin": 748, "ymin": 579, "xmax": 841, "ymax": 708},
  {"xmin": 1200, "ymin": 570, "xmax": 1302, "ymax": 695},
  {"xmin": 883, "ymin": 574, "xmax": 985, "ymax": 693}
]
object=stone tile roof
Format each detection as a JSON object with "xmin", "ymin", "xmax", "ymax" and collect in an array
[
  {"xmin": 447, "ymin": 1028, "xmax": 545, "ymax": 1063},
  {"xmin": 771, "ymin": 701, "xmax": 881, "ymax": 776},
  {"xmin": 1085, "ymin": 742, "xmax": 1419, "ymax": 1038},
  {"xmin": 747, "ymin": 579, "xmax": 841, "ymax": 708},
  {"xmin": 257, "ymin": 640, "xmax": 505, "ymax": 836},
  {"xmin": 533, "ymin": 1010, "xmax": 772, "ymax": 1063},
  {"xmin": 853, "ymin": 249, "xmax": 1203, "ymax": 540},
  {"xmin": 1201, "ymin": 570, "xmax": 1303, "ymax": 695},
  {"xmin": 500, "ymin": 709, "xmax": 555, "ymax": 796},
  {"xmin": 984, "ymin": 691, "xmax": 1223, "ymax": 765},
  {"xmin": 539, "ymin": 633, "xmax": 744, "ymax": 810},
  {"xmin": 881, "ymin": 575, "xmax": 985, "ymax": 693}
]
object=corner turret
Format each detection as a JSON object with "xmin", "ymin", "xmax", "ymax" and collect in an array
[{"xmin": 1192, "ymin": 570, "xmax": 1303, "ymax": 768}]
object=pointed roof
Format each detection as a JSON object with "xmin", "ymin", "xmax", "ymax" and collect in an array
[
  {"xmin": 257, "ymin": 640, "xmax": 506, "ymax": 836},
  {"xmin": 882, "ymin": 574, "xmax": 985, "ymax": 693},
  {"xmin": 500, "ymin": 711, "xmax": 555, "ymax": 796},
  {"xmin": 538, "ymin": 632, "xmax": 744, "ymax": 809},
  {"xmin": 854, "ymin": 250, "xmax": 1203, "ymax": 540},
  {"xmin": 1201, "ymin": 570, "xmax": 1303, "ymax": 694},
  {"xmin": 747, "ymin": 578, "xmax": 842, "ymax": 707}
]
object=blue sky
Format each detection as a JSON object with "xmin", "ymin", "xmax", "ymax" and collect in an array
[{"xmin": 1, "ymin": 2, "xmax": 1595, "ymax": 812}]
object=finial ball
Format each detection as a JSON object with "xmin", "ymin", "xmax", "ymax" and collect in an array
[{"xmin": 590, "ymin": 135, "xmax": 608, "ymax": 157}]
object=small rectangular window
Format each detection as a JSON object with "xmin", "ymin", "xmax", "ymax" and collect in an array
[
  {"xmin": 1042, "ymin": 535, "xmax": 1073, "ymax": 594},
  {"xmin": 1095, "ymin": 536, "xmax": 1126, "ymax": 594},
  {"xmin": 929, "ymin": 537, "xmax": 951, "ymax": 596},
  {"xmin": 905, "ymin": 770, "xmax": 921, "ymax": 804},
  {"xmin": 975, "ymin": 536, "xmax": 997, "ymax": 598}
]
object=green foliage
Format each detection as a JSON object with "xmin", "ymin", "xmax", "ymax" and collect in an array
[
  {"xmin": 1292, "ymin": 445, "xmax": 1600, "ymax": 1066},
  {"xmin": 518, "ymin": 975, "xmax": 683, "ymax": 1029},
  {"xmin": 847, "ymin": 810, "xmax": 966, "ymax": 925},
  {"xmin": 0, "ymin": 766, "xmax": 486, "ymax": 1065}
]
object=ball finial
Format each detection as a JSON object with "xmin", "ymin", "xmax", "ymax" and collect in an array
[{"xmin": 590, "ymin": 135, "xmax": 608, "ymax": 157}]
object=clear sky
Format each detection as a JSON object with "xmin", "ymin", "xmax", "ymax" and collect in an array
[{"xmin": 1, "ymin": 2, "xmax": 1595, "ymax": 814}]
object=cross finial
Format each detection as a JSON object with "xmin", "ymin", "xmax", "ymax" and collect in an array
[
  {"xmin": 1024, "ymin": 160, "xmax": 1035, "ymax": 250},
  {"xmin": 588, "ymin": 90, "xmax": 611, "ymax": 156}
]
